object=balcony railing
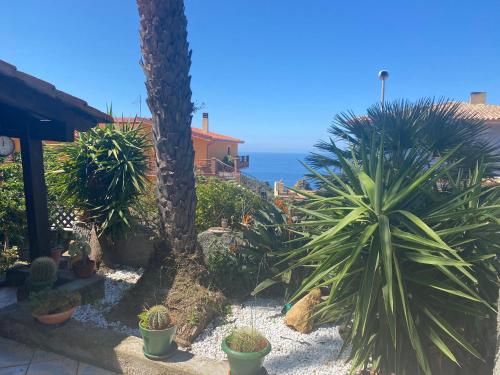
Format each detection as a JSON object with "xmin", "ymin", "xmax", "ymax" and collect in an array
[{"xmin": 238, "ymin": 155, "xmax": 250, "ymax": 169}]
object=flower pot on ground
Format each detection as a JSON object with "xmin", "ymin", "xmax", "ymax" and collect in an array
[
  {"xmin": 28, "ymin": 289, "xmax": 81, "ymax": 325},
  {"xmin": 50, "ymin": 245, "xmax": 63, "ymax": 267},
  {"xmin": 68, "ymin": 234, "xmax": 95, "ymax": 278},
  {"xmin": 138, "ymin": 305, "xmax": 177, "ymax": 359},
  {"xmin": 72, "ymin": 259, "xmax": 96, "ymax": 278},
  {"xmin": 27, "ymin": 257, "xmax": 57, "ymax": 293},
  {"xmin": 222, "ymin": 328, "xmax": 271, "ymax": 375}
]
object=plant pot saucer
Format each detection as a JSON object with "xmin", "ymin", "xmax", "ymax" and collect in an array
[
  {"xmin": 142, "ymin": 342, "xmax": 177, "ymax": 360},
  {"xmin": 228, "ymin": 369, "xmax": 268, "ymax": 375}
]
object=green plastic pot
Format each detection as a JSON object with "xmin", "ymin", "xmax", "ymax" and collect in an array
[
  {"xmin": 139, "ymin": 323, "xmax": 177, "ymax": 358},
  {"xmin": 221, "ymin": 337, "xmax": 271, "ymax": 375}
]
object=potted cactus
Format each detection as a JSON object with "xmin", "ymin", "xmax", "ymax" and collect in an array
[
  {"xmin": 27, "ymin": 257, "xmax": 57, "ymax": 293},
  {"xmin": 28, "ymin": 289, "xmax": 81, "ymax": 325},
  {"xmin": 221, "ymin": 327, "xmax": 271, "ymax": 375},
  {"xmin": 68, "ymin": 233, "xmax": 95, "ymax": 278},
  {"xmin": 138, "ymin": 305, "xmax": 177, "ymax": 359}
]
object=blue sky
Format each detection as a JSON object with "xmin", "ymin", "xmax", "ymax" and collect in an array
[{"xmin": 1, "ymin": 1, "xmax": 499, "ymax": 152}]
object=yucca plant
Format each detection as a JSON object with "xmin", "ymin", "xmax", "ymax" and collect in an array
[
  {"xmin": 55, "ymin": 118, "xmax": 150, "ymax": 238},
  {"xmin": 271, "ymin": 128, "xmax": 500, "ymax": 374}
]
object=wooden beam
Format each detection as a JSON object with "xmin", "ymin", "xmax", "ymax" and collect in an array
[
  {"xmin": 0, "ymin": 104, "xmax": 74, "ymax": 142},
  {"xmin": 20, "ymin": 136, "xmax": 51, "ymax": 259},
  {"xmin": 0, "ymin": 121, "xmax": 74, "ymax": 142}
]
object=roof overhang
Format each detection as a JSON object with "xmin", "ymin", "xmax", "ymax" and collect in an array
[{"xmin": 0, "ymin": 60, "xmax": 112, "ymax": 142}]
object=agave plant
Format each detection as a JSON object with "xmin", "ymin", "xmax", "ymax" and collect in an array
[
  {"xmin": 55, "ymin": 118, "xmax": 150, "ymax": 238},
  {"xmin": 272, "ymin": 129, "xmax": 500, "ymax": 374}
]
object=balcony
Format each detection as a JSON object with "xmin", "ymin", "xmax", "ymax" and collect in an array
[{"xmin": 237, "ymin": 155, "xmax": 250, "ymax": 169}]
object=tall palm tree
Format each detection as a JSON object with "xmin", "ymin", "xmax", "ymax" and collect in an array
[
  {"xmin": 137, "ymin": 0, "xmax": 201, "ymax": 267},
  {"xmin": 136, "ymin": 0, "xmax": 225, "ymax": 346}
]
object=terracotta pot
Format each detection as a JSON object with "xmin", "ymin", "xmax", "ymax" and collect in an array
[
  {"xmin": 33, "ymin": 307, "xmax": 76, "ymax": 325},
  {"xmin": 72, "ymin": 259, "xmax": 95, "ymax": 278},
  {"xmin": 51, "ymin": 248, "xmax": 63, "ymax": 268}
]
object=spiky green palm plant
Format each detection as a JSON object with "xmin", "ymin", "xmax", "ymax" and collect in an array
[
  {"xmin": 56, "ymin": 119, "xmax": 149, "ymax": 238},
  {"xmin": 276, "ymin": 131, "xmax": 500, "ymax": 374},
  {"xmin": 308, "ymin": 99, "xmax": 500, "ymax": 178}
]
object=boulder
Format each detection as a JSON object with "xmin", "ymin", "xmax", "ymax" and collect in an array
[
  {"xmin": 197, "ymin": 228, "xmax": 245, "ymax": 262},
  {"xmin": 90, "ymin": 223, "xmax": 158, "ymax": 268},
  {"xmin": 284, "ymin": 288, "xmax": 322, "ymax": 334}
]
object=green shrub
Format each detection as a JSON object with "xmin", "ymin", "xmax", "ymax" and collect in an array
[
  {"xmin": 0, "ymin": 153, "xmax": 27, "ymax": 249},
  {"xmin": 261, "ymin": 100, "xmax": 500, "ymax": 375},
  {"xmin": 67, "ymin": 232, "xmax": 91, "ymax": 259},
  {"xmin": 196, "ymin": 177, "xmax": 262, "ymax": 232},
  {"xmin": 0, "ymin": 246, "xmax": 19, "ymax": 275},
  {"xmin": 55, "ymin": 121, "xmax": 150, "ymax": 238},
  {"xmin": 129, "ymin": 181, "xmax": 162, "ymax": 235}
]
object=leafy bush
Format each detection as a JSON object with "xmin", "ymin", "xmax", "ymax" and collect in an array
[
  {"xmin": 28, "ymin": 289, "xmax": 81, "ymax": 316},
  {"xmin": 55, "ymin": 121, "xmax": 150, "ymax": 238},
  {"xmin": 264, "ymin": 100, "xmax": 500, "ymax": 375},
  {"xmin": 0, "ymin": 246, "xmax": 19, "ymax": 275},
  {"xmin": 129, "ymin": 181, "xmax": 162, "ymax": 235},
  {"xmin": 0, "ymin": 153, "xmax": 27, "ymax": 249},
  {"xmin": 206, "ymin": 239, "xmax": 265, "ymax": 299},
  {"xmin": 196, "ymin": 177, "xmax": 262, "ymax": 231}
]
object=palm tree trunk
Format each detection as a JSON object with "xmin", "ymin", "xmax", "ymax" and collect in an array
[
  {"xmin": 136, "ymin": 0, "xmax": 226, "ymax": 345},
  {"xmin": 137, "ymin": 0, "xmax": 201, "ymax": 268}
]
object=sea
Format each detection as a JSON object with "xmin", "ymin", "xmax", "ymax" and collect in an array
[{"xmin": 243, "ymin": 152, "xmax": 310, "ymax": 188}]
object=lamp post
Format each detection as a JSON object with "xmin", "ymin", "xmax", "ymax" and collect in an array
[{"xmin": 378, "ymin": 70, "xmax": 389, "ymax": 110}]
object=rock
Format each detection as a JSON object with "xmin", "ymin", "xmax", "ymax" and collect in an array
[
  {"xmin": 284, "ymin": 288, "xmax": 322, "ymax": 334},
  {"xmin": 197, "ymin": 228, "xmax": 246, "ymax": 263},
  {"xmin": 90, "ymin": 224, "xmax": 158, "ymax": 268}
]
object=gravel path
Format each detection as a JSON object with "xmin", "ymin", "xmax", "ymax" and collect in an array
[
  {"xmin": 191, "ymin": 297, "xmax": 351, "ymax": 375},
  {"xmin": 72, "ymin": 266, "xmax": 143, "ymax": 336}
]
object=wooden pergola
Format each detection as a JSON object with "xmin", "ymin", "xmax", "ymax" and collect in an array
[{"xmin": 0, "ymin": 60, "xmax": 112, "ymax": 260}]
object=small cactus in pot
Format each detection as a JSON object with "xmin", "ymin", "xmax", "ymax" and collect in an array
[
  {"xmin": 139, "ymin": 305, "xmax": 177, "ymax": 359},
  {"xmin": 147, "ymin": 305, "xmax": 171, "ymax": 330},
  {"xmin": 28, "ymin": 257, "xmax": 57, "ymax": 292}
]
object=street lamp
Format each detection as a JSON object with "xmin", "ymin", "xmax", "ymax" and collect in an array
[{"xmin": 378, "ymin": 70, "xmax": 389, "ymax": 109}]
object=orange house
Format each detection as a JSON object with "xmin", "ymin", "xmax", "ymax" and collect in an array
[{"xmin": 113, "ymin": 112, "xmax": 249, "ymax": 178}]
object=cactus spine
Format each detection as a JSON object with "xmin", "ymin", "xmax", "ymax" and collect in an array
[
  {"xmin": 147, "ymin": 305, "xmax": 171, "ymax": 330},
  {"xmin": 30, "ymin": 257, "xmax": 57, "ymax": 283}
]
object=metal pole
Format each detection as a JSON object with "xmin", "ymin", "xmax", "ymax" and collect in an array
[
  {"xmin": 381, "ymin": 79, "xmax": 385, "ymax": 110},
  {"xmin": 378, "ymin": 70, "xmax": 389, "ymax": 110}
]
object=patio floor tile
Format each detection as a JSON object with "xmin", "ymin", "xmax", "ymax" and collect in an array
[
  {"xmin": 0, "ymin": 365, "xmax": 29, "ymax": 375},
  {"xmin": 0, "ymin": 338, "xmax": 33, "ymax": 368},
  {"xmin": 31, "ymin": 350, "xmax": 67, "ymax": 364},
  {"xmin": 26, "ymin": 357, "xmax": 78, "ymax": 375},
  {"xmin": 0, "ymin": 287, "xmax": 17, "ymax": 310}
]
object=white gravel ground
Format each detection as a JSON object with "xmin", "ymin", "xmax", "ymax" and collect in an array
[
  {"xmin": 191, "ymin": 297, "xmax": 351, "ymax": 375},
  {"xmin": 72, "ymin": 266, "xmax": 143, "ymax": 336}
]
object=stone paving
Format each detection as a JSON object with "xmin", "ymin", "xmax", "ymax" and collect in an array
[{"xmin": 0, "ymin": 336, "xmax": 119, "ymax": 375}]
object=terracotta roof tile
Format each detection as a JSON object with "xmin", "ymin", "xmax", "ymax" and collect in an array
[{"xmin": 449, "ymin": 102, "xmax": 500, "ymax": 122}]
